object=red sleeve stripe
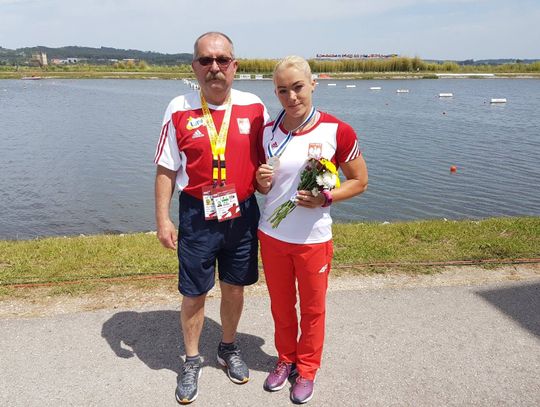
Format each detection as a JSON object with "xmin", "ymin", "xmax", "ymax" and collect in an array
[
  {"xmin": 154, "ymin": 120, "xmax": 170, "ymax": 163},
  {"xmin": 345, "ymin": 140, "xmax": 360, "ymax": 162}
]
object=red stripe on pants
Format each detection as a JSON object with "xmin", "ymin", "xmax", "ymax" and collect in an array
[{"xmin": 258, "ymin": 230, "xmax": 333, "ymax": 380}]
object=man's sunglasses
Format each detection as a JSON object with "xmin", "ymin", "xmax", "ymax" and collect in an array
[{"xmin": 196, "ymin": 56, "xmax": 234, "ymax": 68}]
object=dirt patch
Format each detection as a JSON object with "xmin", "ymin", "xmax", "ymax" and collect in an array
[{"xmin": 1, "ymin": 264, "xmax": 539, "ymax": 319}]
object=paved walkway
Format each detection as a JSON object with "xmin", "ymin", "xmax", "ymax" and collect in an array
[{"xmin": 1, "ymin": 278, "xmax": 539, "ymax": 406}]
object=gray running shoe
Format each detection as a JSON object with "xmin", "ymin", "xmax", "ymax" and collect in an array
[
  {"xmin": 217, "ymin": 343, "xmax": 249, "ymax": 384},
  {"xmin": 175, "ymin": 358, "xmax": 202, "ymax": 404}
]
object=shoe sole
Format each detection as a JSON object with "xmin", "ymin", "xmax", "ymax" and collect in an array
[
  {"xmin": 175, "ymin": 368, "xmax": 202, "ymax": 405},
  {"xmin": 217, "ymin": 355, "xmax": 250, "ymax": 384}
]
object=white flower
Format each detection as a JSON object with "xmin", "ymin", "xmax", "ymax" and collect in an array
[
  {"xmin": 316, "ymin": 175, "xmax": 324, "ymax": 186},
  {"xmin": 322, "ymin": 172, "xmax": 337, "ymax": 188},
  {"xmin": 311, "ymin": 188, "xmax": 320, "ymax": 197}
]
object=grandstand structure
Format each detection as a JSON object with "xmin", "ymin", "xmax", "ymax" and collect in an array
[{"xmin": 315, "ymin": 53, "xmax": 398, "ymax": 60}]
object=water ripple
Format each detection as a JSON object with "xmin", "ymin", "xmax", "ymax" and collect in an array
[{"xmin": 1, "ymin": 78, "xmax": 539, "ymax": 238}]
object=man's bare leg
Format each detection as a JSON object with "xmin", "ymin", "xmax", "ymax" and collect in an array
[
  {"xmin": 181, "ymin": 294, "xmax": 207, "ymax": 356},
  {"xmin": 219, "ymin": 281, "xmax": 244, "ymax": 343},
  {"xmin": 217, "ymin": 281, "xmax": 249, "ymax": 383}
]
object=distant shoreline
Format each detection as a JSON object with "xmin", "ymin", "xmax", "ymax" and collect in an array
[{"xmin": 2, "ymin": 71, "xmax": 540, "ymax": 80}]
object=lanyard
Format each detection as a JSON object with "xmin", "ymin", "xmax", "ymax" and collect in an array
[
  {"xmin": 267, "ymin": 106, "xmax": 316, "ymax": 159},
  {"xmin": 201, "ymin": 92, "xmax": 232, "ymax": 184}
]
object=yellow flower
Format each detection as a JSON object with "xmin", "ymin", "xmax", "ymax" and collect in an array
[
  {"xmin": 319, "ymin": 158, "xmax": 340, "ymax": 188},
  {"xmin": 320, "ymin": 158, "xmax": 337, "ymax": 174}
]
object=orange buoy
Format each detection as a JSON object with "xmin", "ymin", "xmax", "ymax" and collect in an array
[{"xmin": 450, "ymin": 165, "xmax": 457, "ymax": 173}]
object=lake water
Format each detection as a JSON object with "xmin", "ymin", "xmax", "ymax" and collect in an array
[{"xmin": 1, "ymin": 78, "xmax": 539, "ymax": 239}]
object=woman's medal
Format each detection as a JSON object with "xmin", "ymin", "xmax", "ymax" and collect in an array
[
  {"xmin": 267, "ymin": 107, "xmax": 316, "ymax": 171},
  {"xmin": 267, "ymin": 156, "xmax": 280, "ymax": 170}
]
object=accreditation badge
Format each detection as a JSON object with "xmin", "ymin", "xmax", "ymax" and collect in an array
[
  {"xmin": 212, "ymin": 184, "xmax": 241, "ymax": 222},
  {"xmin": 202, "ymin": 185, "xmax": 217, "ymax": 220}
]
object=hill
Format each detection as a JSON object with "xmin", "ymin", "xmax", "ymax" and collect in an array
[
  {"xmin": 1, "ymin": 46, "xmax": 538, "ymax": 68},
  {"xmin": 0, "ymin": 45, "xmax": 192, "ymax": 65}
]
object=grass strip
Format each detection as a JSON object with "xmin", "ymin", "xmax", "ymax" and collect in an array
[
  {"xmin": 1, "ymin": 217, "xmax": 539, "ymax": 288},
  {"xmin": 0, "ymin": 233, "xmax": 176, "ymax": 285}
]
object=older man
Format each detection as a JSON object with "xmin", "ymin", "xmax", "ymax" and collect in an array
[{"xmin": 154, "ymin": 32, "xmax": 268, "ymax": 404}]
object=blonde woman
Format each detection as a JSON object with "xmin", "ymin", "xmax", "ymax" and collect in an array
[{"xmin": 256, "ymin": 56, "xmax": 368, "ymax": 404}]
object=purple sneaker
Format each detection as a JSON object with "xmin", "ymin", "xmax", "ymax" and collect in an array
[
  {"xmin": 291, "ymin": 376, "xmax": 315, "ymax": 404},
  {"xmin": 263, "ymin": 361, "xmax": 296, "ymax": 391}
]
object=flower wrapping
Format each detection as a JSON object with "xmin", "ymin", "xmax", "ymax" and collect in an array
[{"xmin": 268, "ymin": 157, "xmax": 341, "ymax": 228}]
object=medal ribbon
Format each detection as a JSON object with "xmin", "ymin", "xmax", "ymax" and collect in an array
[
  {"xmin": 201, "ymin": 92, "xmax": 233, "ymax": 184},
  {"xmin": 267, "ymin": 106, "xmax": 316, "ymax": 159}
]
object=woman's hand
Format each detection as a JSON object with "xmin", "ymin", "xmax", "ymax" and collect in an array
[
  {"xmin": 295, "ymin": 189, "xmax": 327, "ymax": 208},
  {"xmin": 256, "ymin": 164, "xmax": 274, "ymax": 193}
]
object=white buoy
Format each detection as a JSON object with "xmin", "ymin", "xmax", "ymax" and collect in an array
[
  {"xmin": 370, "ymin": 86, "xmax": 382, "ymax": 90},
  {"xmin": 346, "ymin": 85, "xmax": 356, "ymax": 88},
  {"xmin": 490, "ymin": 98, "xmax": 507, "ymax": 104},
  {"xmin": 396, "ymin": 89, "xmax": 409, "ymax": 93},
  {"xmin": 439, "ymin": 93, "xmax": 453, "ymax": 97},
  {"xmin": 327, "ymin": 83, "xmax": 337, "ymax": 86}
]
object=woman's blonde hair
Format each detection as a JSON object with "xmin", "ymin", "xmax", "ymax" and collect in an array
[{"xmin": 273, "ymin": 55, "xmax": 312, "ymax": 82}]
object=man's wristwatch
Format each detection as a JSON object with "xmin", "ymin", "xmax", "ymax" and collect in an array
[{"xmin": 321, "ymin": 190, "xmax": 333, "ymax": 207}]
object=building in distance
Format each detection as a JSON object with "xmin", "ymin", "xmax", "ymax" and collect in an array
[
  {"xmin": 51, "ymin": 57, "xmax": 85, "ymax": 65},
  {"xmin": 315, "ymin": 53, "xmax": 398, "ymax": 60},
  {"xmin": 30, "ymin": 52, "xmax": 48, "ymax": 66}
]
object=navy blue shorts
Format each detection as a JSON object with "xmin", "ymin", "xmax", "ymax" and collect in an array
[{"xmin": 177, "ymin": 192, "xmax": 260, "ymax": 297}]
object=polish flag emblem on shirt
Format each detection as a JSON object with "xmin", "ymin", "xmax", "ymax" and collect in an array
[{"xmin": 237, "ymin": 118, "xmax": 251, "ymax": 134}]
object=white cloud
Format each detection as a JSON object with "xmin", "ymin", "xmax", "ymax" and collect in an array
[{"xmin": 0, "ymin": 0, "xmax": 36, "ymax": 4}]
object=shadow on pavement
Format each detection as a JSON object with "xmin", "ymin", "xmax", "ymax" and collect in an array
[
  {"xmin": 101, "ymin": 310, "xmax": 276, "ymax": 375},
  {"xmin": 476, "ymin": 281, "xmax": 540, "ymax": 338}
]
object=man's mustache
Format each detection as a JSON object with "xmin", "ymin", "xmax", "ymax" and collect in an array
[{"xmin": 205, "ymin": 72, "xmax": 226, "ymax": 81}]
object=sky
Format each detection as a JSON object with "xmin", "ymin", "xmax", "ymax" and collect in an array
[{"xmin": 1, "ymin": 0, "xmax": 539, "ymax": 60}]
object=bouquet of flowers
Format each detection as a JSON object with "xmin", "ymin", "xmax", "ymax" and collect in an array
[{"xmin": 268, "ymin": 157, "xmax": 341, "ymax": 228}]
